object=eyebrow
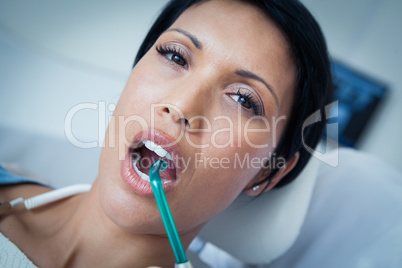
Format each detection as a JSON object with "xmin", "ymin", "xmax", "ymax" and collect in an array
[
  {"xmin": 235, "ymin": 69, "xmax": 279, "ymax": 108},
  {"xmin": 166, "ymin": 28, "xmax": 203, "ymax": 50}
]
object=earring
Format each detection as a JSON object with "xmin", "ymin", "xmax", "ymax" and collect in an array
[{"xmin": 252, "ymin": 185, "xmax": 260, "ymax": 191}]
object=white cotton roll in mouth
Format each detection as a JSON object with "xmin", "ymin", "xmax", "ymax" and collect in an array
[{"xmin": 132, "ymin": 158, "xmax": 150, "ymax": 182}]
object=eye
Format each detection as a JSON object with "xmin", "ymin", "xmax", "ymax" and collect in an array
[
  {"xmin": 166, "ymin": 53, "xmax": 186, "ymax": 66},
  {"xmin": 156, "ymin": 44, "xmax": 188, "ymax": 67},
  {"xmin": 229, "ymin": 89, "xmax": 263, "ymax": 116},
  {"xmin": 231, "ymin": 95, "xmax": 252, "ymax": 109}
]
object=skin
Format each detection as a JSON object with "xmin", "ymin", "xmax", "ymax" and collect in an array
[{"xmin": 0, "ymin": 0, "xmax": 299, "ymax": 267}]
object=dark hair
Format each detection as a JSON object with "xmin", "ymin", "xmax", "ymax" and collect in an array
[{"xmin": 134, "ymin": 0, "xmax": 333, "ymax": 189}]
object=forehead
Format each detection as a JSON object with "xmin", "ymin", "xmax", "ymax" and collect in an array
[{"xmin": 170, "ymin": 0, "xmax": 296, "ymax": 112}]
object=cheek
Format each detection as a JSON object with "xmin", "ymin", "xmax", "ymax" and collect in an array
[
  {"xmin": 118, "ymin": 65, "xmax": 159, "ymax": 114},
  {"xmin": 172, "ymin": 146, "xmax": 264, "ymax": 228},
  {"xmin": 186, "ymin": 114, "xmax": 274, "ymax": 199},
  {"xmin": 242, "ymin": 117, "xmax": 280, "ymax": 151},
  {"xmin": 107, "ymin": 59, "xmax": 168, "ymax": 152}
]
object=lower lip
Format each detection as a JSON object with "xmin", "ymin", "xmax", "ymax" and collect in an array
[{"xmin": 121, "ymin": 152, "xmax": 176, "ymax": 197}]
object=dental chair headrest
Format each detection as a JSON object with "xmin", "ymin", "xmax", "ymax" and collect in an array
[{"xmin": 198, "ymin": 157, "xmax": 319, "ymax": 264}]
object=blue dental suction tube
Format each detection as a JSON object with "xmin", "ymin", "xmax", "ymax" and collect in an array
[{"xmin": 149, "ymin": 160, "xmax": 193, "ymax": 268}]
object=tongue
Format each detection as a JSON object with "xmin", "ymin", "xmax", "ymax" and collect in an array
[{"xmin": 138, "ymin": 146, "xmax": 176, "ymax": 181}]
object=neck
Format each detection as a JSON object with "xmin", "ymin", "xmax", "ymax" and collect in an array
[{"xmin": 37, "ymin": 182, "xmax": 201, "ymax": 267}]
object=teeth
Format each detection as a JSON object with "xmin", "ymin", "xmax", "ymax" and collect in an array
[
  {"xmin": 132, "ymin": 158, "xmax": 173, "ymax": 184},
  {"xmin": 154, "ymin": 147, "xmax": 167, "ymax": 157},
  {"xmin": 143, "ymin": 140, "xmax": 154, "ymax": 149},
  {"xmin": 131, "ymin": 139, "xmax": 175, "ymax": 184},
  {"xmin": 143, "ymin": 140, "xmax": 172, "ymax": 160}
]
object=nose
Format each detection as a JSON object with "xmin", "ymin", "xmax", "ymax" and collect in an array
[
  {"xmin": 155, "ymin": 78, "xmax": 212, "ymax": 130},
  {"xmin": 158, "ymin": 104, "xmax": 190, "ymax": 127}
]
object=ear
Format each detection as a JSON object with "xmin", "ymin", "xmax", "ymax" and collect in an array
[{"xmin": 244, "ymin": 152, "xmax": 300, "ymax": 196}]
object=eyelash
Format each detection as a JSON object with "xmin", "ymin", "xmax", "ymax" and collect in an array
[
  {"xmin": 234, "ymin": 89, "xmax": 263, "ymax": 116},
  {"xmin": 156, "ymin": 44, "xmax": 188, "ymax": 67}
]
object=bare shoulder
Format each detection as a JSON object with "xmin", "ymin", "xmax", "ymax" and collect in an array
[{"xmin": 0, "ymin": 183, "xmax": 53, "ymax": 231}]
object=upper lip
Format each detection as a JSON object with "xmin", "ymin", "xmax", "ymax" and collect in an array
[{"xmin": 130, "ymin": 129, "xmax": 183, "ymax": 177}]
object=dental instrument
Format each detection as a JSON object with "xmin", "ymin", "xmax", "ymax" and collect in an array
[
  {"xmin": 149, "ymin": 160, "xmax": 193, "ymax": 268},
  {"xmin": 0, "ymin": 184, "xmax": 91, "ymax": 215}
]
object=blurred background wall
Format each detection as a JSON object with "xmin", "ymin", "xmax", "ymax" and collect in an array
[{"xmin": 0, "ymin": 0, "xmax": 401, "ymax": 176}]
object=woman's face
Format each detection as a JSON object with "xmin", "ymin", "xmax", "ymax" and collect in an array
[{"xmin": 97, "ymin": 0, "xmax": 296, "ymax": 235}]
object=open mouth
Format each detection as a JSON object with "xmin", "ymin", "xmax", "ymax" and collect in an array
[{"xmin": 131, "ymin": 140, "xmax": 177, "ymax": 184}]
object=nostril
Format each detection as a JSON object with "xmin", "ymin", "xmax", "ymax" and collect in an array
[{"xmin": 161, "ymin": 105, "xmax": 189, "ymax": 127}]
